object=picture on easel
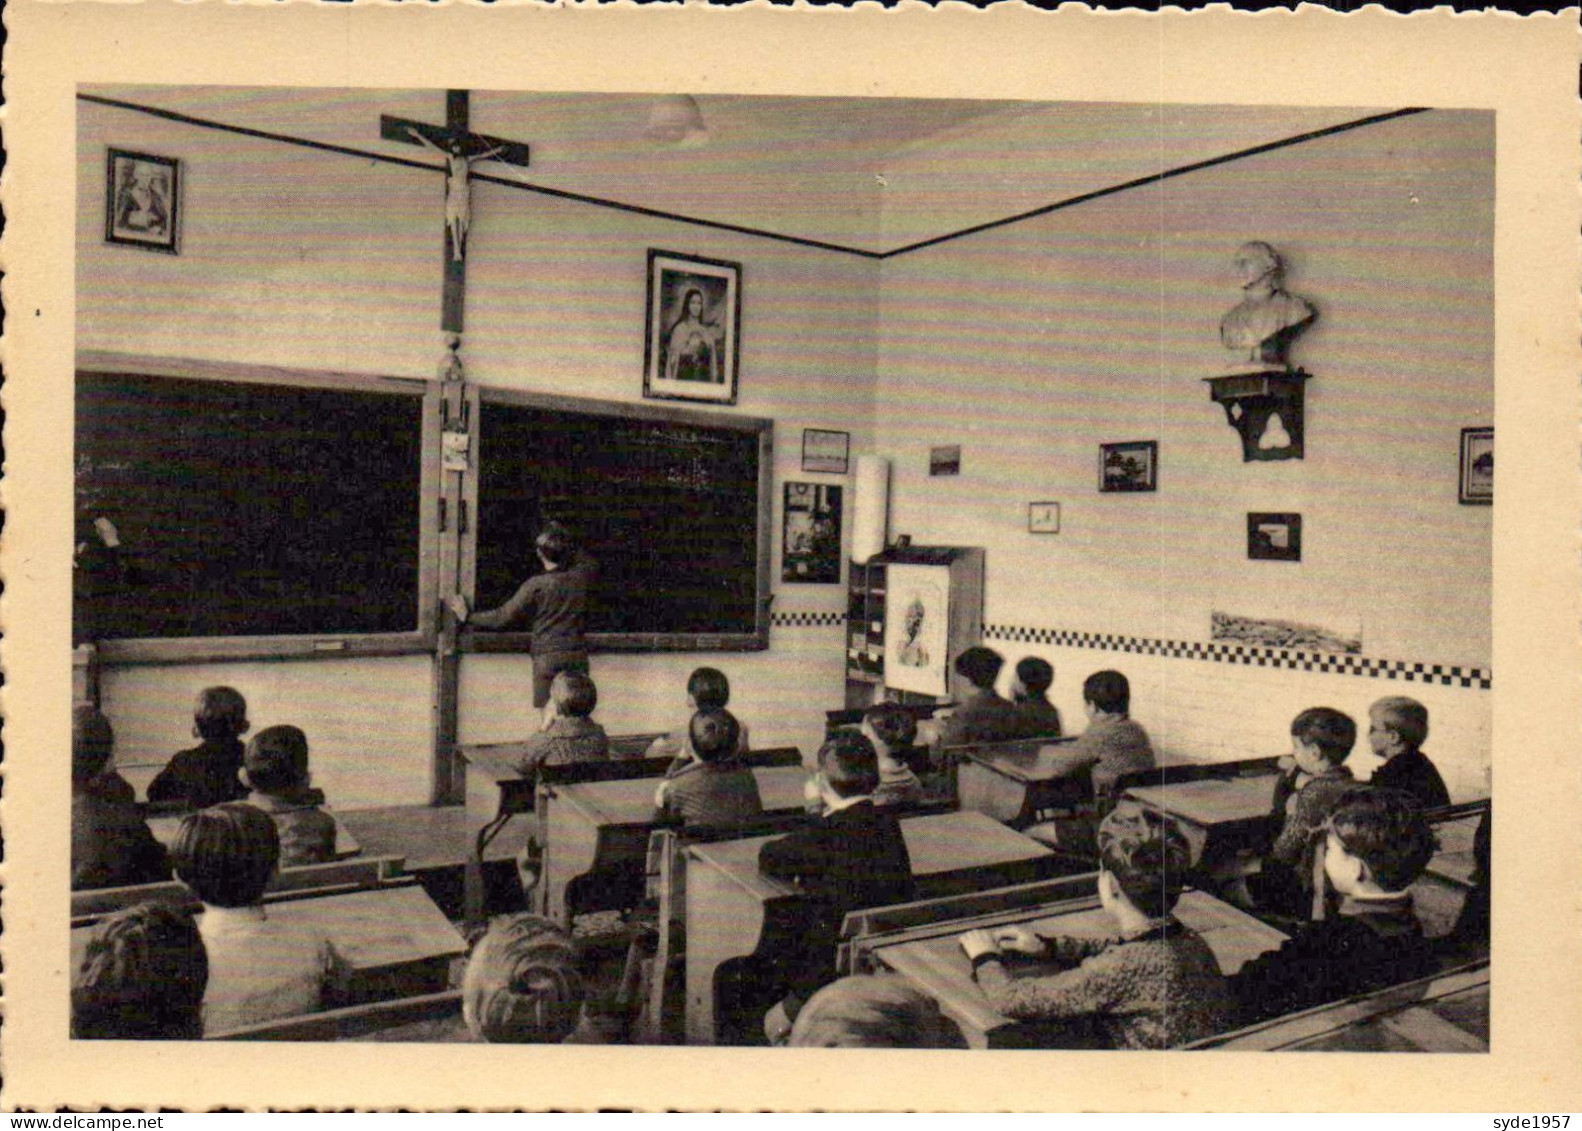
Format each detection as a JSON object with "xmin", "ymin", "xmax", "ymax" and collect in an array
[{"xmin": 643, "ymin": 249, "xmax": 742, "ymax": 405}]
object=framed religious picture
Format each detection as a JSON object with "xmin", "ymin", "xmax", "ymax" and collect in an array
[
  {"xmin": 105, "ymin": 148, "xmax": 180, "ymax": 253},
  {"xmin": 1028, "ymin": 501, "xmax": 1061, "ymax": 533},
  {"xmin": 643, "ymin": 249, "xmax": 742, "ymax": 405},
  {"xmin": 1099, "ymin": 440, "xmax": 1157, "ymax": 493},
  {"xmin": 1459, "ymin": 427, "xmax": 1493, "ymax": 505},
  {"xmin": 1248, "ymin": 512, "xmax": 1302, "ymax": 562},
  {"xmin": 802, "ymin": 428, "xmax": 850, "ymax": 474},
  {"xmin": 781, "ymin": 482, "xmax": 843, "ymax": 584}
]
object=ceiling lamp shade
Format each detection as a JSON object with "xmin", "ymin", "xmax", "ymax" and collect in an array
[{"xmin": 645, "ymin": 94, "xmax": 709, "ymax": 148}]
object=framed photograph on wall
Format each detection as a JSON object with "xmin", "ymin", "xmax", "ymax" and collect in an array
[
  {"xmin": 1099, "ymin": 440, "xmax": 1157, "ymax": 493},
  {"xmin": 643, "ymin": 249, "xmax": 741, "ymax": 405},
  {"xmin": 930, "ymin": 445, "xmax": 962, "ymax": 477},
  {"xmin": 782, "ymin": 482, "xmax": 842, "ymax": 584},
  {"xmin": 1459, "ymin": 427, "xmax": 1493, "ymax": 505},
  {"xmin": 1248, "ymin": 512, "xmax": 1302, "ymax": 562},
  {"xmin": 105, "ymin": 148, "xmax": 180, "ymax": 254},
  {"xmin": 1028, "ymin": 501, "xmax": 1061, "ymax": 533},
  {"xmin": 802, "ymin": 429, "xmax": 850, "ymax": 474}
]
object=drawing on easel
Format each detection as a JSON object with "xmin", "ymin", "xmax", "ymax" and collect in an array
[{"xmin": 884, "ymin": 563, "xmax": 950, "ymax": 696}]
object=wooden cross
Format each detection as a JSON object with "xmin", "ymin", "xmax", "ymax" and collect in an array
[{"xmin": 381, "ymin": 90, "xmax": 532, "ymax": 333}]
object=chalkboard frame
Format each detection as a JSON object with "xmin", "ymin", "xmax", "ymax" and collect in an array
[
  {"xmin": 462, "ymin": 386, "xmax": 774, "ymax": 653},
  {"xmin": 75, "ymin": 351, "xmax": 443, "ymax": 664}
]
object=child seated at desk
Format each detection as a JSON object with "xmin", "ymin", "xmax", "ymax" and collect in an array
[
  {"xmin": 511, "ymin": 670, "xmax": 611, "ymax": 774},
  {"xmin": 244, "ymin": 724, "xmax": 336, "ymax": 869},
  {"xmin": 934, "ymin": 646, "xmax": 1021, "ymax": 749},
  {"xmin": 73, "ymin": 901, "xmax": 209, "ymax": 1040},
  {"xmin": 1262, "ymin": 707, "xmax": 1358, "ymax": 916},
  {"xmin": 71, "ymin": 706, "xmax": 170, "ymax": 892},
  {"xmin": 1366, "ymin": 696, "xmax": 1451, "ymax": 810},
  {"xmin": 959, "ymin": 806, "xmax": 1234, "ymax": 1049},
  {"xmin": 147, "ymin": 686, "xmax": 251, "ymax": 811},
  {"xmin": 654, "ymin": 709, "xmax": 764, "ymax": 829},
  {"xmin": 1068, "ymin": 670, "xmax": 1155, "ymax": 802},
  {"xmin": 171, "ymin": 802, "xmax": 348, "ymax": 1034},
  {"xmin": 788, "ymin": 974, "xmax": 967, "ymax": 1049},
  {"xmin": 461, "ymin": 914, "xmax": 586, "ymax": 1044},
  {"xmin": 863, "ymin": 702, "xmax": 930, "ymax": 809},
  {"xmin": 1230, "ymin": 788, "xmax": 1437, "ymax": 1024},
  {"xmin": 1009, "ymin": 656, "xmax": 1063, "ymax": 740},
  {"xmin": 760, "ymin": 730, "xmax": 916, "ymax": 1044},
  {"xmin": 647, "ymin": 666, "xmax": 750, "ymax": 767}
]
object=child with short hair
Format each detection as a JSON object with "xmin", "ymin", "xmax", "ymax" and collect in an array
[
  {"xmin": 862, "ymin": 702, "xmax": 929, "ymax": 809},
  {"xmin": 1367, "ymin": 696, "xmax": 1451, "ymax": 810},
  {"xmin": 788, "ymin": 974, "xmax": 967, "ymax": 1048},
  {"xmin": 654, "ymin": 709, "xmax": 764, "ymax": 828},
  {"xmin": 960, "ymin": 806, "xmax": 1234, "ymax": 1049},
  {"xmin": 1068, "ymin": 670, "xmax": 1155, "ymax": 800},
  {"xmin": 647, "ymin": 666, "xmax": 751, "ymax": 766},
  {"xmin": 243, "ymin": 724, "xmax": 337, "ymax": 868},
  {"xmin": 1009, "ymin": 656, "xmax": 1064, "ymax": 740},
  {"xmin": 759, "ymin": 730, "xmax": 916, "ymax": 1043},
  {"xmin": 461, "ymin": 913, "xmax": 586, "ymax": 1044},
  {"xmin": 170, "ymin": 802, "xmax": 347, "ymax": 1034},
  {"xmin": 72, "ymin": 901, "xmax": 209, "ymax": 1040},
  {"xmin": 148, "ymin": 686, "xmax": 251, "ymax": 810},
  {"xmin": 71, "ymin": 706, "xmax": 170, "ymax": 891},
  {"xmin": 935, "ymin": 646, "xmax": 1020, "ymax": 749},
  {"xmin": 1265, "ymin": 707, "xmax": 1358, "ymax": 912},
  {"xmin": 510, "ymin": 670, "xmax": 611, "ymax": 774},
  {"xmin": 1230, "ymin": 788, "xmax": 1438, "ymax": 1023}
]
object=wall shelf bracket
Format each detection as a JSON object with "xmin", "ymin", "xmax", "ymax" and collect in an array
[{"xmin": 1204, "ymin": 369, "xmax": 1310, "ymax": 461}]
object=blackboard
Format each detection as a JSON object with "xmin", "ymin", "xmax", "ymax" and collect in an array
[
  {"xmin": 474, "ymin": 394, "xmax": 771, "ymax": 647},
  {"xmin": 74, "ymin": 369, "xmax": 427, "ymax": 642}
]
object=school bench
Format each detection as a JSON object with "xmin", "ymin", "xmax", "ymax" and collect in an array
[
  {"xmin": 847, "ymin": 880, "xmax": 1288, "ymax": 1048},
  {"xmin": 146, "ymin": 808, "xmax": 363, "ymax": 860},
  {"xmin": 1119, "ymin": 757, "xmax": 1284, "ymax": 871},
  {"xmin": 207, "ymin": 990, "xmax": 466, "ymax": 1042},
  {"xmin": 681, "ymin": 810, "xmax": 1061, "ymax": 1045},
  {"xmin": 950, "ymin": 736, "xmax": 1084, "ymax": 827}
]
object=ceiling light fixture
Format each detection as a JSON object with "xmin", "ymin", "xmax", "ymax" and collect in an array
[{"xmin": 645, "ymin": 94, "xmax": 709, "ymax": 148}]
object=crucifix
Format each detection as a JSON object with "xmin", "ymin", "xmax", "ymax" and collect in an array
[{"xmin": 381, "ymin": 90, "xmax": 532, "ymax": 334}]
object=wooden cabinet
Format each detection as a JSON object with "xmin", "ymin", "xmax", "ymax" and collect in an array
[{"xmin": 844, "ymin": 546, "xmax": 984, "ymax": 708}]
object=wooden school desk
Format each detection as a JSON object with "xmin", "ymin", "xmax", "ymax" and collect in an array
[
  {"xmin": 682, "ymin": 811, "xmax": 1056, "ymax": 1044},
  {"xmin": 148, "ymin": 809, "xmax": 363, "ymax": 860},
  {"xmin": 540, "ymin": 764, "xmax": 812, "ymax": 925},
  {"xmin": 955, "ymin": 739, "xmax": 1084, "ymax": 826},
  {"xmin": 71, "ymin": 883, "xmax": 466, "ymax": 1005},
  {"xmin": 857, "ymin": 888, "xmax": 1287, "ymax": 1048},
  {"xmin": 1124, "ymin": 773, "xmax": 1281, "ymax": 865}
]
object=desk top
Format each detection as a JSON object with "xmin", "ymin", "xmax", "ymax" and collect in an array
[
  {"xmin": 869, "ymin": 888, "xmax": 1288, "ymax": 1038},
  {"xmin": 686, "ymin": 811, "xmax": 1053, "ymax": 903},
  {"xmin": 149, "ymin": 809, "xmax": 362, "ymax": 860},
  {"xmin": 1126, "ymin": 775, "xmax": 1280, "ymax": 828},
  {"xmin": 963, "ymin": 741, "xmax": 1085, "ymax": 784},
  {"xmin": 555, "ymin": 765, "xmax": 809, "ymax": 827},
  {"xmin": 72, "ymin": 884, "xmax": 464, "ymax": 975},
  {"xmin": 1425, "ymin": 814, "xmax": 1481, "ymax": 886}
]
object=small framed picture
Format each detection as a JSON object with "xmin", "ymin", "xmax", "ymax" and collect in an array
[
  {"xmin": 1459, "ymin": 427, "xmax": 1493, "ymax": 505},
  {"xmin": 105, "ymin": 148, "xmax": 180, "ymax": 254},
  {"xmin": 1248, "ymin": 512, "xmax": 1302, "ymax": 562},
  {"xmin": 1099, "ymin": 440, "xmax": 1157, "ymax": 493},
  {"xmin": 930, "ymin": 445, "xmax": 962, "ymax": 477},
  {"xmin": 782, "ymin": 482, "xmax": 843, "ymax": 584},
  {"xmin": 1028, "ymin": 502, "xmax": 1061, "ymax": 534},
  {"xmin": 802, "ymin": 429, "xmax": 850, "ymax": 475},
  {"xmin": 643, "ymin": 249, "xmax": 742, "ymax": 405}
]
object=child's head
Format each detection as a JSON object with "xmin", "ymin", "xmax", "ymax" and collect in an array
[
  {"xmin": 788, "ymin": 974, "xmax": 968, "ymax": 1049},
  {"xmin": 689, "ymin": 708, "xmax": 742, "ymax": 764},
  {"xmin": 1083, "ymin": 670, "xmax": 1131, "ymax": 717},
  {"xmin": 535, "ymin": 521, "xmax": 575, "ymax": 568},
  {"xmin": 954, "ymin": 646, "xmax": 1005, "ymax": 692},
  {"xmin": 1013, "ymin": 657, "xmax": 1054, "ymax": 700},
  {"xmin": 243, "ymin": 724, "xmax": 311, "ymax": 796},
  {"xmin": 1289, "ymin": 707, "xmax": 1356, "ymax": 772},
  {"xmin": 193, "ymin": 686, "xmax": 249, "ymax": 742},
  {"xmin": 1368, "ymin": 696, "xmax": 1429, "ymax": 759},
  {"xmin": 1323, "ymin": 787, "xmax": 1435, "ymax": 895},
  {"xmin": 817, "ymin": 729, "xmax": 881, "ymax": 800},
  {"xmin": 1096, "ymin": 805, "xmax": 1192, "ymax": 920},
  {"xmin": 72, "ymin": 706, "xmax": 116, "ymax": 785},
  {"xmin": 686, "ymin": 666, "xmax": 732, "ymax": 710},
  {"xmin": 170, "ymin": 802, "xmax": 280, "ymax": 907},
  {"xmin": 72, "ymin": 901, "xmax": 209, "ymax": 1040},
  {"xmin": 861, "ymin": 702, "xmax": 918, "ymax": 754},
  {"xmin": 549, "ymin": 671, "xmax": 598, "ymax": 719},
  {"xmin": 462, "ymin": 913, "xmax": 584, "ymax": 1044}
]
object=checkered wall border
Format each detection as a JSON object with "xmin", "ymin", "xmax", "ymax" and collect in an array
[
  {"xmin": 984, "ymin": 623, "xmax": 1492, "ymax": 690},
  {"xmin": 771, "ymin": 610, "xmax": 845, "ymax": 628}
]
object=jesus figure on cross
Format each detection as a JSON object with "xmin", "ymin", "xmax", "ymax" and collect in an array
[{"xmin": 407, "ymin": 127, "xmax": 504, "ymax": 262}]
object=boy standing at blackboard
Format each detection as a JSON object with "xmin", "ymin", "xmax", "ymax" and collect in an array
[{"xmin": 453, "ymin": 521, "xmax": 594, "ymax": 709}]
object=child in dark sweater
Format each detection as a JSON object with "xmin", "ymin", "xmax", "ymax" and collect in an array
[
  {"xmin": 653, "ymin": 709, "xmax": 763, "ymax": 829},
  {"xmin": 1231, "ymin": 787, "xmax": 1437, "ymax": 1024},
  {"xmin": 1263, "ymin": 707, "xmax": 1358, "ymax": 916},
  {"xmin": 1367, "ymin": 696, "xmax": 1451, "ymax": 810},
  {"xmin": 960, "ymin": 805, "xmax": 1234, "ymax": 1049},
  {"xmin": 71, "ymin": 706, "xmax": 169, "ymax": 891},
  {"xmin": 147, "ymin": 687, "xmax": 251, "ymax": 810}
]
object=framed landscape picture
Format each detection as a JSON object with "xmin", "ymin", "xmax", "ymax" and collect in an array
[
  {"xmin": 643, "ymin": 249, "xmax": 742, "ymax": 405},
  {"xmin": 802, "ymin": 428, "xmax": 850, "ymax": 474},
  {"xmin": 1099, "ymin": 440, "xmax": 1157, "ymax": 493},
  {"xmin": 105, "ymin": 148, "xmax": 180, "ymax": 253},
  {"xmin": 1248, "ymin": 512, "xmax": 1302, "ymax": 562},
  {"xmin": 1459, "ymin": 427, "xmax": 1493, "ymax": 505}
]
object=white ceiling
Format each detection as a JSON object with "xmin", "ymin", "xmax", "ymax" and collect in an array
[{"xmin": 86, "ymin": 86, "xmax": 1391, "ymax": 254}]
